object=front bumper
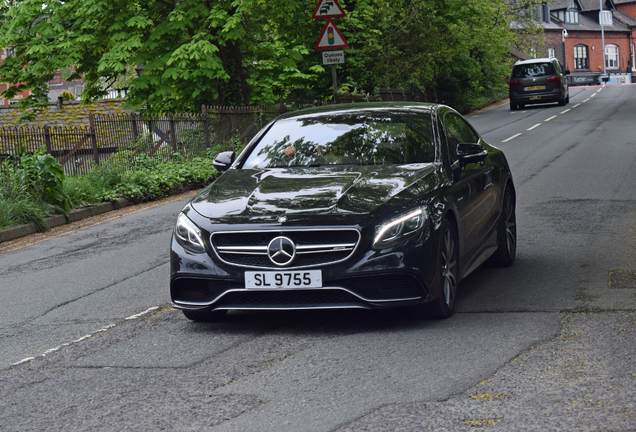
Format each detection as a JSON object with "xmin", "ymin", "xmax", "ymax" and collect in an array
[{"xmin": 169, "ymin": 224, "xmax": 436, "ymax": 311}]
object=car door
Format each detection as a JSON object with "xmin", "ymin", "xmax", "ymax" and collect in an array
[{"xmin": 440, "ymin": 110, "xmax": 499, "ymax": 266}]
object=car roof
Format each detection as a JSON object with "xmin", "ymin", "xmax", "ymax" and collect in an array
[
  {"xmin": 514, "ymin": 57, "xmax": 557, "ymax": 66},
  {"xmin": 276, "ymin": 102, "xmax": 437, "ymax": 120}
]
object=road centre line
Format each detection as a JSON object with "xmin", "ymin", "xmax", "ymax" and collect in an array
[
  {"xmin": 502, "ymin": 133, "xmax": 522, "ymax": 143},
  {"xmin": 527, "ymin": 123, "xmax": 542, "ymax": 131},
  {"xmin": 560, "ymin": 109, "xmax": 571, "ymax": 114},
  {"xmin": 10, "ymin": 306, "xmax": 160, "ymax": 367},
  {"xmin": 125, "ymin": 306, "xmax": 159, "ymax": 320},
  {"xmin": 573, "ymin": 103, "xmax": 581, "ymax": 108},
  {"xmin": 545, "ymin": 115, "xmax": 558, "ymax": 121},
  {"xmin": 583, "ymin": 98, "xmax": 590, "ymax": 102},
  {"xmin": 591, "ymin": 93, "xmax": 596, "ymax": 97}
]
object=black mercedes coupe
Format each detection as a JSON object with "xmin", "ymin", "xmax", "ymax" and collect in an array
[{"xmin": 170, "ymin": 102, "xmax": 516, "ymax": 321}]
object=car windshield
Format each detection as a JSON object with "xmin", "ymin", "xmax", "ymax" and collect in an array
[
  {"xmin": 241, "ymin": 110, "xmax": 435, "ymax": 169},
  {"xmin": 513, "ymin": 62, "xmax": 556, "ymax": 78}
]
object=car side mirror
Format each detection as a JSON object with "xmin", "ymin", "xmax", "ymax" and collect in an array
[
  {"xmin": 457, "ymin": 143, "xmax": 487, "ymax": 166},
  {"xmin": 564, "ymin": 69, "xmax": 571, "ymax": 75},
  {"xmin": 213, "ymin": 151, "xmax": 235, "ymax": 172}
]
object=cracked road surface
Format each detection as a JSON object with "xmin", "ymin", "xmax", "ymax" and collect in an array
[{"xmin": 1, "ymin": 85, "xmax": 635, "ymax": 431}]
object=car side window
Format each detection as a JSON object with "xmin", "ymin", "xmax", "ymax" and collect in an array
[{"xmin": 444, "ymin": 113, "xmax": 479, "ymax": 147}]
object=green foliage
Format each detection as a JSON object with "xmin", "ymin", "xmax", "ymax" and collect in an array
[
  {"xmin": 5, "ymin": 149, "xmax": 72, "ymax": 218},
  {"xmin": 0, "ymin": 0, "xmax": 543, "ymax": 117},
  {"xmin": 0, "ymin": 153, "xmax": 69, "ymax": 230},
  {"xmin": 108, "ymin": 158, "xmax": 218, "ymax": 203},
  {"xmin": 59, "ymin": 90, "xmax": 76, "ymax": 101}
]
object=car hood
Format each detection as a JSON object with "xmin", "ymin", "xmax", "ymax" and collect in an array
[{"xmin": 190, "ymin": 164, "xmax": 440, "ymax": 224}]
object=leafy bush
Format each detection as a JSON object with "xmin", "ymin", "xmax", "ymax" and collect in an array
[
  {"xmin": 109, "ymin": 157, "xmax": 218, "ymax": 203},
  {"xmin": 60, "ymin": 90, "xmax": 76, "ymax": 101},
  {"xmin": 2, "ymin": 146, "xmax": 221, "ymax": 232},
  {"xmin": 15, "ymin": 149, "xmax": 71, "ymax": 216},
  {"xmin": 0, "ymin": 152, "xmax": 68, "ymax": 230}
]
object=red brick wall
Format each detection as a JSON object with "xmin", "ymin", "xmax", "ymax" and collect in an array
[
  {"xmin": 617, "ymin": 3, "xmax": 636, "ymax": 18},
  {"xmin": 546, "ymin": 29, "xmax": 632, "ymax": 72}
]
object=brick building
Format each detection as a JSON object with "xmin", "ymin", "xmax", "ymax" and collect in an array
[{"xmin": 533, "ymin": 0, "xmax": 636, "ymax": 85}]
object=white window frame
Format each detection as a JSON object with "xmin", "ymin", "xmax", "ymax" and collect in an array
[
  {"xmin": 566, "ymin": 10, "xmax": 579, "ymax": 24},
  {"xmin": 548, "ymin": 48, "xmax": 556, "ymax": 58},
  {"xmin": 600, "ymin": 10, "xmax": 613, "ymax": 26},
  {"xmin": 631, "ymin": 43, "xmax": 635, "ymax": 71},
  {"xmin": 574, "ymin": 45, "xmax": 589, "ymax": 69},
  {"xmin": 605, "ymin": 44, "xmax": 619, "ymax": 69}
]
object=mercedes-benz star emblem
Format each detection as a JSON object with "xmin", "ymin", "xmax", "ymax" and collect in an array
[
  {"xmin": 278, "ymin": 215, "xmax": 287, "ymax": 223},
  {"xmin": 267, "ymin": 236, "xmax": 296, "ymax": 266}
]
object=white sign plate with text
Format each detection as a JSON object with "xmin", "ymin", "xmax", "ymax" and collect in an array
[{"xmin": 322, "ymin": 50, "xmax": 345, "ymax": 65}]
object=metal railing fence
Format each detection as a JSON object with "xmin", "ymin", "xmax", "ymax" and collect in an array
[{"xmin": 0, "ymin": 101, "xmax": 323, "ymax": 176}]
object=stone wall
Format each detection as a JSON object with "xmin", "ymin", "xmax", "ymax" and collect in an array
[{"xmin": 0, "ymin": 99, "xmax": 129, "ymax": 127}]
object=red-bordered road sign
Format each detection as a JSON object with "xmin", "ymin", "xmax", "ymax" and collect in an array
[
  {"xmin": 315, "ymin": 18, "xmax": 348, "ymax": 50},
  {"xmin": 312, "ymin": 0, "xmax": 346, "ymax": 19}
]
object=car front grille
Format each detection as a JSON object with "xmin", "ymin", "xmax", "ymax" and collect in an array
[{"xmin": 211, "ymin": 228, "xmax": 361, "ymax": 269}]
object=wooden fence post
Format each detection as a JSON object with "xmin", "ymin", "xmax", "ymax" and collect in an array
[
  {"xmin": 44, "ymin": 125, "xmax": 52, "ymax": 155},
  {"xmin": 131, "ymin": 112, "xmax": 139, "ymax": 142},
  {"xmin": 169, "ymin": 113, "xmax": 177, "ymax": 152},
  {"xmin": 89, "ymin": 113, "xmax": 99, "ymax": 166},
  {"xmin": 202, "ymin": 104, "xmax": 210, "ymax": 148}
]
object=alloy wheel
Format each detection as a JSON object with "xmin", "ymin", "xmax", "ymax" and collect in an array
[{"xmin": 441, "ymin": 228, "xmax": 458, "ymax": 308}]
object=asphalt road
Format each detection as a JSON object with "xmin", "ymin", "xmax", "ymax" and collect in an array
[{"xmin": 1, "ymin": 84, "xmax": 635, "ymax": 431}]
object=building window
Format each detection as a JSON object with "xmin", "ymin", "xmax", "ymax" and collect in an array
[
  {"xmin": 605, "ymin": 44, "xmax": 619, "ymax": 69},
  {"xmin": 548, "ymin": 48, "xmax": 556, "ymax": 58},
  {"xmin": 631, "ymin": 43, "xmax": 635, "ymax": 71},
  {"xmin": 5, "ymin": 47, "xmax": 15, "ymax": 57},
  {"xmin": 599, "ymin": 10, "xmax": 613, "ymax": 25},
  {"xmin": 574, "ymin": 45, "xmax": 589, "ymax": 69},
  {"xmin": 566, "ymin": 10, "xmax": 579, "ymax": 24}
]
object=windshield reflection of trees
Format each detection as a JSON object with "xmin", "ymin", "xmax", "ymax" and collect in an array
[{"xmin": 249, "ymin": 114, "xmax": 435, "ymax": 168}]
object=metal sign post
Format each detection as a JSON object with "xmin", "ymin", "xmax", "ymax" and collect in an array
[{"xmin": 312, "ymin": 1, "xmax": 347, "ymax": 103}]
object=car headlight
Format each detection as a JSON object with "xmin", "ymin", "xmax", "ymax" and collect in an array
[
  {"xmin": 373, "ymin": 207, "xmax": 427, "ymax": 248},
  {"xmin": 175, "ymin": 213, "xmax": 206, "ymax": 254}
]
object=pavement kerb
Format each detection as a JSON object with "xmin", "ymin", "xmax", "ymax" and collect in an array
[{"xmin": 0, "ymin": 199, "xmax": 131, "ymax": 244}]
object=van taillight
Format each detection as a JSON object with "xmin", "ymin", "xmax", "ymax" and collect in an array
[
  {"xmin": 547, "ymin": 75, "xmax": 561, "ymax": 83},
  {"xmin": 510, "ymin": 79, "xmax": 522, "ymax": 87}
]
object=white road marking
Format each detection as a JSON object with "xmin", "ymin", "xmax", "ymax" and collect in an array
[
  {"xmin": 573, "ymin": 103, "xmax": 581, "ymax": 108},
  {"xmin": 11, "ymin": 357, "xmax": 35, "ymax": 366},
  {"xmin": 560, "ymin": 109, "xmax": 571, "ymax": 114},
  {"xmin": 125, "ymin": 306, "xmax": 159, "ymax": 320},
  {"xmin": 9, "ymin": 309, "xmax": 157, "ymax": 368},
  {"xmin": 591, "ymin": 93, "xmax": 596, "ymax": 97},
  {"xmin": 545, "ymin": 115, "xmax": 557, "ymax": 121},
  {"xmin": 527, "ymin": 123, "xmax": 542, "ymax": 131},
  {"xmin": 502, "ymin": 133, "xmax": 522, "ymax": 143},
  {"xmin": 583, "ymin": 98, "xmax": 590, "ymax": 102}
]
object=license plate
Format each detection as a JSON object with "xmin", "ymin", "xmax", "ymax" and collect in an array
[
  {"xmin": 245, "ymin": 270, "xmax": 322, "ymax": 289},
  {"xmin": 525, "ymin": 85, "xmax": 545, "ymax": 91},
  {"xmin": 529, "ymin": 96, "xmax": 542, "ymax": 100}
]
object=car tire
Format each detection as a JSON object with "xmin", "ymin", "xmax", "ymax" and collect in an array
[
  {"xmin": 565, "ymin": 92, "xmax": 570, "ymax": 104},
  {"xmin": 510, "ymin": 102, "xmax": 518, "ymax": 111},
  {"xmin": 519, "ymin": 103, "xmax": 525, "ymax": 109},
  {"xmin": 182, "ymin": 309, "xmax": 227, "ymax": 322},
  {"xmin": 411, "ymin": 219, "xmax": 459, "ymax": 319},
  {"xmin": 488, "ymin": 186, "xmax": 516, "ymax": 267},
  {"xmin": 558, "ymin": 94, "xmax": 566, "ymax": 106}
]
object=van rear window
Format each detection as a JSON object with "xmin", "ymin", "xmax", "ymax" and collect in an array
[{"xmin": 513, "ymin": 63, "xmax": 556, "ymax": 78}]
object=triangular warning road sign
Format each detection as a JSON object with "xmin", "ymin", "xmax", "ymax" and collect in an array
[
  {"xmin": 312, "ymin": 0, "xmax": 346, "ymax": 19},
  {"xmin": 315, "ymin": 18, "xmax": 348, "ymax": 50}
]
